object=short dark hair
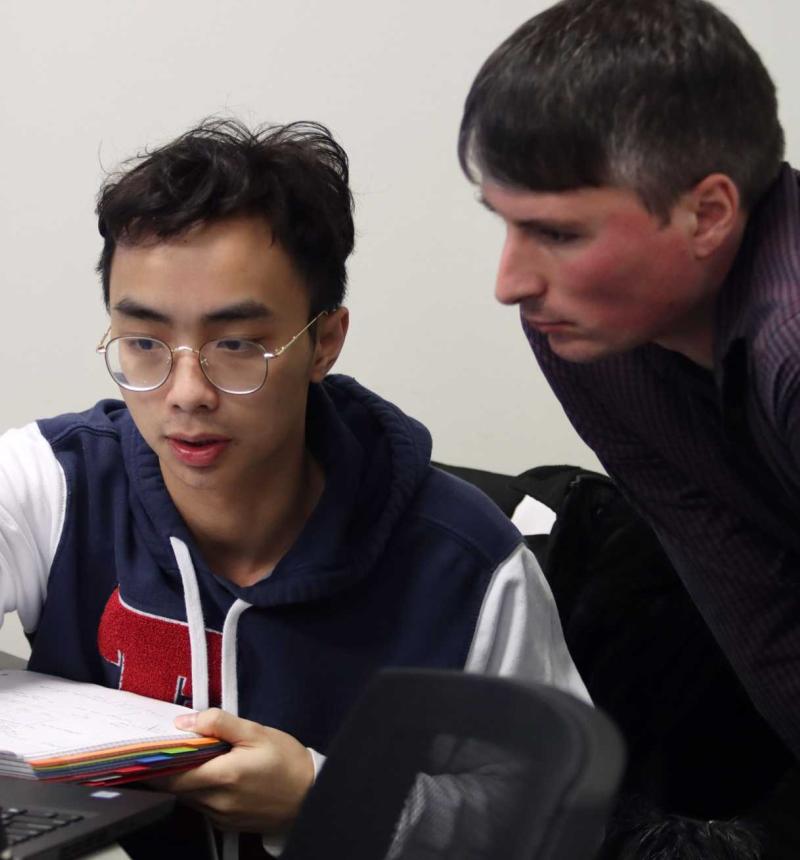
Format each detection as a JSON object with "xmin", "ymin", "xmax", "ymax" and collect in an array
[
  {"xmin": 96, "ymin": 118, "xmax": 355, "ymax": 313},
  {"xmin": 458, "ymin": 0, "xmax": 784, "ymax": 218},
  {"xmin": 600, "ymin": 797, "xmax": 763, "ymax": 860}
]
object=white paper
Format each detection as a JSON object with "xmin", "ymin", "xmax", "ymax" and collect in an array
[{"xmin": 0, "ymin": 669, "xmax": 199, "ymax": 759}]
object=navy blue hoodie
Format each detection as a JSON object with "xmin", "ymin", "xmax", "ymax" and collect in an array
[{"xmin": 26, "ymin": 375, "xmax": 524, "ymax": 752}]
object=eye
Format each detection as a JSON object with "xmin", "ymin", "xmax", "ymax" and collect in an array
[
  {"xmin": 215, "ymin": 338, "xmax": 250, "ymax": 352},
  {"xmin": 518, "ymin": 221, "xmax": 581, "ymax": 245},
  {"xmin": 209, "ymin": 338, "xmax": 264, "ymax": 357},
  {"xmin": 129, "ymin": 337, "xmax": 161, "ymax": 352},
  {"xmin": 531, "ymin": 225, "xmax": 580, "ymax": 244}
]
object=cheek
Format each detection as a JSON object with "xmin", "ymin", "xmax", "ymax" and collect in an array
[
  {"xmin": 566, "ymin": 231, "xmax": 688, "ymax": 308},
  {"xmin": 560, "ymin": 249, "xmax": 631, "ymax": 305},
  {"xmin": 266, "ymin": 347, "xmax": 317, "ymax": 403},
  {"xmin": 121, "ymin": 392, "xmax": 159, "ymax": 436},
  {"xmin": 234, "ymin": 372, "xmax": 308, "ymax": 434}
]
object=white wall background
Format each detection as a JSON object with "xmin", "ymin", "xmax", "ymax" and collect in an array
[{"xmin": 0, "ymin": 0, "xmax": 797, "ymax": 656}]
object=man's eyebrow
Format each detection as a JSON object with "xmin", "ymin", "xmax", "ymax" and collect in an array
[
  {"xmin": 478, "ymin": 196, "xmax": 583, "ymax": 231},
  {"xmin": 515, "ymin": 216, "xmax": 584, "ymax": 231},
  {"xmin": 202, "ymin": 301, "xmax": 273, "ymax": 324},
  {"xmin": 112, "ymin": 298, "xmax": 171, "ymax": 323},
  {"xmin": 110, "ymin": 299, "xmax": 274, "ymax": 325}
]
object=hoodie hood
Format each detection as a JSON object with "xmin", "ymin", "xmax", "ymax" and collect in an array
[
  {"xmin": 119, "ymin": 374, "xmax": 433, "ymax": 610},
  {"xmin": 32, "ymin": 375, "xmax": 521, "ymax": 766}
]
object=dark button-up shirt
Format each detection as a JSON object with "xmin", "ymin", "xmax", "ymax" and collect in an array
[{"xmin": 527, "ymin": 164, "xmax": 800, "ymax": 758}]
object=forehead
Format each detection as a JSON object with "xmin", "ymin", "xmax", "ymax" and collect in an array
[
  {"xmin": 480, "ymin": 181, "xmax": 653, "ymax": 226},
  {"xmin": 108, "ymin": 216, "xmax": 310, "ymax": 318}
]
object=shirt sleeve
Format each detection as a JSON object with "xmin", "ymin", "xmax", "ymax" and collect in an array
[
  {"xmin": 0, "ymin": 423, "xmax": 65, "ymax": 632},
  {"xmin": 464, "ymin": 543, "xmax": 590, "ymax": 702}
]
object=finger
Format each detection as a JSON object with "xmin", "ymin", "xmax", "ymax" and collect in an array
[
  {"xmin": 149, "ymin": 765, "xmax": 210, "ymax": 794},
  {"xmin": 174, "ymin": 707, "xmax": 264, "ymax": 745}
]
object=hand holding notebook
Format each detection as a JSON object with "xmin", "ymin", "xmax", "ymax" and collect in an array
[{"xmin": 0, "ymin": 670, "xmax": 228, "ymax": 785}]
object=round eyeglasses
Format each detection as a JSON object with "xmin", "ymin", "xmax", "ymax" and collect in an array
[{"xmin": 96, "ymin": 312, "xmax": 326, "ymax": 395}]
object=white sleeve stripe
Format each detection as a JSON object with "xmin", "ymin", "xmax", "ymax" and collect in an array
[
  {"xmin": 0, "ymin": 423, "xmax": 67, "ymax": 632},
  {"xmin": 465, "ymin": 542, "xmax": 590, "ymax": 703}
]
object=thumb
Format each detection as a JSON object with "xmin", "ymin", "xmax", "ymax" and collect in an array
[{"xmin": 174, "ymin": 707, "xmax": 261, "ymax": 745}]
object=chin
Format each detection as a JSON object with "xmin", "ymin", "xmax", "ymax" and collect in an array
[
  {"xmin": 546, "ymin": 334, "xmax": 613, "ymax": 364},
  {"xmin": 546, "ymin": 330, "xmax": 647, "ymax": 364},
  {"xmin": 160, "ymin": 455, "xmax": 228, "ymax": 494}
]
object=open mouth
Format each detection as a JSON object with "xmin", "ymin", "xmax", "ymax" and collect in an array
[{"xmin": 167, "ymin": 436, "xmax": 230, "ymax": 467}]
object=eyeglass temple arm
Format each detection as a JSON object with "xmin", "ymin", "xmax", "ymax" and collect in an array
[
  {"xmin": 270, "ymin": 310, "xmax": 328, "ymax": 357},
  {"xmin": 96, "ymin": 326, "xmax": 111, "ymax": 354}
]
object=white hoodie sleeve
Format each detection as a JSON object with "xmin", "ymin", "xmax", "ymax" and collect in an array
[
  {"xmin": 465, "ymin": 542, "xmax": 590, "ymax": 701},
  {"xmin": 0, "ymin": 423, "xmax": 66, "ymax": 632}
]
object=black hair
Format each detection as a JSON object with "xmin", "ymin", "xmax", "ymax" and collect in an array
[
  {"xmin": 458, "ymin": 0, "xmax": 784, "ymax": 218},
  {"xmin": 96, "ymin": 118, "xmax": 355, "ymax": 313},
  {"xmin": 600, "ymin": 796, "xmax": 763, "ymax": 860}
]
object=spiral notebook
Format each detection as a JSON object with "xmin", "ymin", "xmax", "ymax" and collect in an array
[{"xmin": 0, "ymin": 670, "xmax": 228, "ymax": 786}]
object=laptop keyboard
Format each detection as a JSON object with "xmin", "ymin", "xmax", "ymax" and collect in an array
[{"xmin": 0, "ymin": 806, "xmax": 84, "ymax": 849}]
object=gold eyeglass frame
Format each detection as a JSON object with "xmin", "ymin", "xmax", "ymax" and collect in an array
[{"xmin": 96, "ymin": 310, "xmax": 327, "ymax": 395}]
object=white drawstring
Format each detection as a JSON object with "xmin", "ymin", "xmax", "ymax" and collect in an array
[
  {"xmin": 169, "ymin": 537, "xmax": 209, "ymax": 711},
  {"xmin": 205, "ymin": 818, "xmax": 220, "ymax": 860},
  {"xmin": 222, "ymin": 598, "xmax": 251, "ymax": 715},
  {"xmin": 169, "ymin": 537, "xmax": 253, "ymax": 860},
  {"xmin": 220, "ymin": 599, "xmax": 250, "ymax": 860}
]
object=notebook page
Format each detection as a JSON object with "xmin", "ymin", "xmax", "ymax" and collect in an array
[{"xmin": 0, "ymin": 669, "xmax": 200, "ymax": 758}]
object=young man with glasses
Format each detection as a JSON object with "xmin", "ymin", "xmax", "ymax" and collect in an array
[{"xmin": 0, "ymin": 120, "xmax": 587, "ymax": 858}]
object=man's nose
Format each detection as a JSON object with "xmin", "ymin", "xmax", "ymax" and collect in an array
[
  {"xmin": 164, "ymin": 348, "xmax": 219, "ymax": 412},
  {"xmin": 494, "ymin": 231, "xmax": 547, "ymax": 305}
]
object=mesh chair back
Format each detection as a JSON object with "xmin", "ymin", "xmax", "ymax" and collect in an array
[{"xmin": 282, "ymin": 669, "xmax": 625, "ymax": 860}]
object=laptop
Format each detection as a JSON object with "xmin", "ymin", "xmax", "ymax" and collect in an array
[{"xmin": 0, "ymin": 777, "xmax": 174, "ymax": 860}]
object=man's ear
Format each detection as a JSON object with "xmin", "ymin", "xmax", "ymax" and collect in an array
[
  {"xmin": 684, "ymin": 173, "xmax": 743, "ymax": 259},
  {"xmin": 310, "ymin": 307, "xmax": 349, "ymax": 382}
]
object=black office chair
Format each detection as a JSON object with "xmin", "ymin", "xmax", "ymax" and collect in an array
[{"xmin": 282, "ymin": 669, "xmax": 625, "ymax": 860}]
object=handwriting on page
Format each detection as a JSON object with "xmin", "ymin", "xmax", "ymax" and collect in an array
[{"xmin": 0, "ymin": 670, "xmax": 197, "ymax": 757}]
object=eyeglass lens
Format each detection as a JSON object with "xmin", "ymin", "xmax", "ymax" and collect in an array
[{"xmin": 105, "ymin": 337, "xmax": 268, "ymax": 394}]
